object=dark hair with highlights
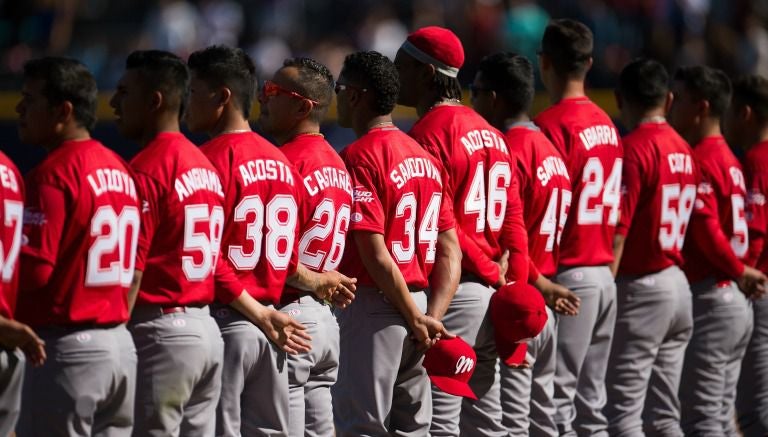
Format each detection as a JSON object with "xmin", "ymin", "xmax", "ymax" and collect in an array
[
  {"xmin": 342, "ymin": 51, "xmax": 400, "ymax": 115},
  {"xmin": 188, "ymin": 45, "xmax": 257, "ymax": 118},
  {"xmin": 618, "ymin": 58, "xmax": 669, "ymax": 111},
  {"xmin": 674, "ymin": 65, "xmax": 732, "ymax": 118},
  {"xmin": 732, "ymin": 75, "xmax": 768, "ymax": 124},
  {"xmin": 126, "ymin": 50, "xmax": 190, "ymax": 117},
  {"xmin": 477, "ymin": 52, "xmax": 535, "ymax": 116},
  {"xmin": 282, "ymin": 57, "xmax": 334, "ymax": 122},
  {"xmin": 541, "ymin": 19, "xmax": 593, "ymax": 78}
]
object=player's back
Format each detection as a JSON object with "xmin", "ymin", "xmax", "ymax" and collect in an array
[
  {"xmin": 201, "ymin": 131, "xmax": 301, "ymax": 304},
  {"xmin": 131, "ymin": 132, "xmax": 225, "ymax": 307},
  {"xmin": 618, "ymin": 121, "xmax": 697, "ymax": 275},
  {"xmin": 18, "ymin": 139, "xmax": 140, "ymax": 326},
  {"xmin": 745, "ymin": 141, "xmax": 768, "ymax": 272},
  {"xmin": 535, "ymin": 96, "xmax": 623, "ymax": 267},
  {"xmin": 0, "ymin": 152, "xmax": 23, "ymax": 321},
  {"xmin": 506, "ymin": 123, "xmax": 571, "ymax": 277}
]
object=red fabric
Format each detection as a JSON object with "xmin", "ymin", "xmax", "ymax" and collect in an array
[
  {"xmin": 201, "ymin": 131, "xmax": 301, "ymax": 305},
  {"xmin": 534, "ymin": 97, "xmax": 624, "ymax": 267},
  {"xmin": 339, "ymin": 126, "xmax": 455, "ymax": 289},
  {"xmin": 506, "ymin": 123, "xmax": 571, "ymax": 278},
  {"xmin": 423, "ymin": 336, "xmax": 478, "ymax": 400},
  {"xmin": 616, "ymin": 122, "xmax": 698, "ymax": 276},
  {"xmin": 18, "ymin": 140, "xmax": 139, "ymax": 327},
  {"xmin": 280, "ymin": 134, "xmax": 353, "ymax": 299},
  {"xmin": 407, "ymin": 26, "xmax": 465, "ymax": 69},
  {"xmin": 409, "ymin": 105, "xmax": 528, "ymax": 285},
  {"xmin": 490, "ymin": 281, "xmax": 548, "ymax": 366},
  {"xmin": 682, "ymin": 136, "xmax": 746, "ymax": 283},
  {"xmin": 0, "ymin": 152, "xmax": 23, "ymax": 321},
  {"xmin": 744, "ymin": 141, "xmax": 768, "ymax": 273}
]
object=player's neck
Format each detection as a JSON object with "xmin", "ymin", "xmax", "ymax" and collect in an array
[
  {"xmin": 755, "ymin": 125, "xmax": 768, "ymax": 145},
  {"xmin": 628, "ymin": 107, "xmax": 666, "ymax": 131},
  {"xmin": 46, "ymin": 127, "xmax": 91, "ymax": 151},
  {"xmin": 210, "ymin": 110, "xmax": 250, "ymax": 138},
  {"xmin": 274, "ymin": 120, "xmax": 321, "ymax": 146},
  {"xmin": 140, "ymin": 114, "xmax": 181, "ymax": 147},
  {"xmin": 355, "ymin": 115, "xmax": 394, "ymax": 138},
  {"xmin": 417, "ymin": 92, "xmax": 461, "ymax": 118},
  {"xmin": 548, "ymin": 79, "xmax": 586, "ymax": 103},
  {"xmin": 499, "ymin": 114, "xmax": 530, "ymax": 132},
  {"xmin": 691, "ymin": 119, "xmax": 722, "ymax": 146}
]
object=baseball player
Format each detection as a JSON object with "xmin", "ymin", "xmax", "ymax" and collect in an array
[
  {"xmin": 257, "ymin": 56, "xmax": 353, "ymax": 437},
  {"xmin": 184, "ymin": 45, "xmax": 353, "ymax": 436},
  {"xmin": 604, "ymin": 58, "xmax": 696, "ymax": 436},
  {"xmin": 470, "ymin": 52, "xmax": 579, "ymax": 437},
  {"xmin": 534, "ymin": 19, "xmax": 623, "ymax": 436},
  {"xmin": 15, "ymin": 57, "xmax": 139, "ymax": 436},
  {"xmin": 332, "ymin": 50, "xmax": 460, "ymax": 436},
  {"xmin": 724, "ymin": 74, "xmax": 768, "ymax": 436},
  {"xmin": 669, "ymin": 65, "xmax": 767, "ymax": 435},
  {"xmin": 395, "ymin": 27, "xmax": 529, "ymax": 436},
  {"xmin": 0, "ymin": 150, "xmax": 43, "ymax": 436}
]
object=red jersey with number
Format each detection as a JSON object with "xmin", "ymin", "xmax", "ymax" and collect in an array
[
  {"xmin": 616, "ymin": 121, "xmax": 698, "ymax": 276},
  {"xmin": 339, "ymin": 126, "xmax": 455, "ymax": 288},
  {"xmin": 744, "ymin": 141, "xmax": 768, "ymax": 273},
  {"xmin": 201, "ymin": 131, "xmax": 301, "ymax": 305},
  {"xmin": 18, "ymin": 139, "xmax": 139, "ymax": 326},
  {"xmin": 682, "ymin": 136, "xmax": 746, "ymax": 283},
  {"xmin": 506, "ymin": 122, "xmax": 571, "ymax": 279},
  {"xmin": 535, "ymin": 96, "xmax": 623, "ymax": 267},
  {"xmin": 409, "ymin": 105, "xmax": 528, "ymax": 284},
  {"xmin": 280, "ymin": 134, "xmax": 353, "ymax": 299},
  {"xmin": 0, "ymin": 152, "xmax": 23, "ymax": 321},
  {"xmin": 131, "ymin": 132, "xmax": 230, "ymax": 307}
]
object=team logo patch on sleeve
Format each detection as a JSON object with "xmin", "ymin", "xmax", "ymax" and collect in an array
[
  {"xmin": 23, "ymin": 208, "xmax": 46, "ymax": 226},
  {"xmin": 353, "ymin": 187, "xmax": 374, "ymax": 203},
  {"xmin": 351, "ymin": 212, "xmax": 363, "ymax": 223}
]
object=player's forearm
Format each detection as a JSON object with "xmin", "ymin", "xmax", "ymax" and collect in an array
[
  {"xmin": 610, "ymin": 234, "xmax": 626, "ymax": 277},
  {"xmin": 127, "ymin": 270, "xmax": 143, "ymax": 313},
  {"xmin": 427, "ymin": 230, "xmax": 461, "ymax": 320},
  {"xmin": 228, "ymin": 290, "xmax": 271, "ymax": 327},
  {"xmin": 286, "ymin": 264, "xmax": 323, "ymax": 295},
  {"xmin": 19, "ymin": 255, "xmax": 54, "ymax": 293},
  {"xmin": 691, "ymin": 215, "xmax": 745, "ymax": 278},
  {"xmin": 456, "ymin": 227, "xmax": 498, "ymax": 285}
]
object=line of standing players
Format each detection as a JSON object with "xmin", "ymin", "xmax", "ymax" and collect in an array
[{"xmin": 0, "ymin": 16, "xmax": 767, "ymax": 437}]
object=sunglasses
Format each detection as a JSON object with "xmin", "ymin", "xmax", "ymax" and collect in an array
[
  {"xmin": 334, "ymin": 83, "xmax": 367, "ymax": 95},
  {"xmin": 261, "ymin": 80, "xmax": 319, "ymax": 105}
]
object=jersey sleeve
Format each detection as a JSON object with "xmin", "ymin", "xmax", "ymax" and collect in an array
[
  {"xmin": 438, "ymin": 166, "xmax": 456, "ymax": 231},
  {"xmin": 500, "ymin": 174, "xmax": 529, "ymax": 283},
  {"xmin": 347, "ymin": 162, "xmax": 385, "ymax": 234},
  {"xmin": 456, "ymin": 226, "xmax": 499, "ymax": 285},
  {"xmin": 213, "ymin": 255, "xmax": 246, "ymax": 304},
  {"xmin": 745, "ymin": 159, "xmax": 768, "ymax": 268},
  {"xmin": 527, "ymin": 257, "xmax": 541, "ymax": 284},
  {"xmin": 616, "ymin": 145, "xmax": 646, "ymax": 237},
  {"xmin": 132, "ymin": 172, "xmax": 163, "ymax": 272},
  {"xmin": 20, "ymin": 182, "xmax": 67, "ymax": 266}
]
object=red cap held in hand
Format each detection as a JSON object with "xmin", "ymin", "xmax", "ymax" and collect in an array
[
  {"xmin": 423, "ymin": 336, "xmax": 478, "ymax": 400},
  {"xmin": 490, "ymin": 281, "xmax": 548, "ymax": 366}
]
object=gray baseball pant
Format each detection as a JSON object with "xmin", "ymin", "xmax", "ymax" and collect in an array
[
  {"xmin": 213, "ymin": 303, "xmax": 289, "ymax": 437},
  {"xmin": 605, "ymin": 265, "xmax": 693, "ymax": 437},
  {"xmin": 680, "ymin": 279, "xmax": 753, "ymax": 436},
  {"xmin": 278, "ymin": 296, "xmax": 339, "ymax": 437},
  {"xmin": 737, "ymin": 295, "xmax": 768, "ymax": 436},
  {"xmin": 430, "ymin": 279, "xmax": 505, "ymax": 437},
  {"xmin": 0, "ymin": 348, "xmax": 23, "ymax": 436},
  {"xmin": 17, "ymin": 324, "xmax": 136, "ymax": 437},
  {"xmin": 500, "ymin": 306, "xmax": 558, "ymax": 437},
  {"xmin": 332, "ymin": 287, "xmax": 431, "ymax": 437},
  {"xmin": 129, "ymin": 305, "xmax": 223, "ymax": 437},
  {"xmin": 553, "ymin": 265, "xmax": 616, "ymax": 437}
]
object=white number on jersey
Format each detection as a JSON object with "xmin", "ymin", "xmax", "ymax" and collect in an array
[
  {"xmin": 577, "ymin": 157, "xmax": 622, "ymax": 225},
  {"xmin": 464, "ymin": 161, "xmax": 512, "ymax": 232},
  {"xmin": 659, "ymin": 184, "xmax": 696, "ymax": 251},
  {"xmin": 0, "ymin": 200, "xmax": 22, "ymax": 283},
  {"xmin": 731, "ymin": 194, "xmax": 749, "ymax": 258},
  {"xmin": 182, "ymin": 204, "xmax": 225, "ymax": 281},
  {"xmin": 540, "ymin": 188, "xmax": 572, "ymax": 252},
  {"xmin": 298, "ymin": 198, "xmax": 351, "ymax": 271},
  {"xmin": 85, "ymin": 205, "xmax": 140, "ymax": 287},
  {"xmin": 228, "ymin": 194, "xmax": 298, "ymax": 271},
  {"xmin": 393, "ymin": 192, "xmax": 442, "ymax": 264}
]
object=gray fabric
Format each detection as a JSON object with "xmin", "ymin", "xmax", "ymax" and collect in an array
[
  {"xmin": 279, "ymin": 296, "xmax": 339, "ymax": 437},
  {"xmin": 680, "ymin": 280, "xmax": 753, "ymax": 436},
  {"xmin": 500, "ymin": 306, "xmax": 558, "ymax": 437},
  {"xmin": 430, "ymin": 280, "xmax": 504, "ymax": 437},
  {"xmin": 605, "ymin": 265, "xmax": 693, "ymax": 437},
  {"xmin": 737, "ymin": 295, "xmax": 768, "ymax": 436},
  {"xmin": 213, "ymin": 304, "xmax": 289, "ymax": 437},
  {"xmin": 0, "ymin": 348, "xmax": 23, "ymax": 436},
  {"xmin": 129, "ymin": 305, "xmax": 223, "ymax": 437},
  {"xmin": 553, "ymin": 265, "xmax": 616, "ymax": 437},
  {"xmin": 17, "ymin": 324, "xmax": 136, "ymax": 437},
  {"xmin": 332, "ymin": 287, "xmax": 431, "ymax": 437}
]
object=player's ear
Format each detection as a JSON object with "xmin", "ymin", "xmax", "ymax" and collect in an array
[
  {"xmin": 421, "ymin": 63, "xmax": 436, "ymax": 85},
  {"xmin": 742, "ymin": 104, "xmax": 753, "ymax": 123},
  {"xmin": 219, "ymin": 87, "xmax": 232, "ymax": 108},
  {"xmin": 663, "ymin": 92, "xmax": 674, "ymax": 114},
  {"xmin": 150, "ymin": 90, "xmax": 163, "ymax": 112},
  {"xmin": 297, "ymin": 99, "xmax": 313, "ymax": 119},
  {"xmin": 57, "ymin": 100, "xmax": 75, "ymax": 124},
  {"xmin": 698, "ymin": 99, "xmax": 710, "ymax": 119}
]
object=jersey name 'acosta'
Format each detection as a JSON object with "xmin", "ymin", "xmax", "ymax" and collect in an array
[
  {"xmin": 390, "ymin": 156, "xmax": 443, "ymax": 189},
  {"xmin": 174, "ymin": 167, "xmax": 225, "ymax": 201},
  {"xmin": 87, "ymin": 168, "xmax": 138, "ymax": 200},
  {"xmin": 238, "ymin": 158, "xmax": 295, "ymax": 188},
  {"xmin": 461, "ymin": 128, "xmax": 509, "ymax": 155},
  {"xmin": 304, "ymin": 166, "xmax": 353, "ymax": 197}
]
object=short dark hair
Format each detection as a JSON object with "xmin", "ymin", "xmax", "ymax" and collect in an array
[
  {"xmin": 126, "ymin": 50, "xmax": 189, "ymax": 117},
  {"xmin": 541, "ymin": 19, "xmax": 593, "ymax": 78},
  {"xmin": 674, "ymin": 66, "xmax": 732, "ymax": 118},
  {"xmin": 618, "ymin": 58, "xmax": 669, "ymax": 111},
  {"xmin": 342, "ymin": 51, "xmax": 399, "ymax": 116},
  {"xmin": 23, "ymin": 56, "xmax": 98, "ymax": 131},
  {"xmin": 477, "ymin": 52, "xmax": 534, "ymax": 116},
  {"xmin": 188, "ymin": 45, "xmax": 257, "ymax": 118},
  {"xmin": 282, "ymin": 57, "xmax": 334, "ymax": 122},
  {"xmin": 732, "ymin": 75, "xmax": 768, "ymax": 123}
]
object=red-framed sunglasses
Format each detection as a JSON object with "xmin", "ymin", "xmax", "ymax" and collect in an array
[{"xmin": 260, "ymin": 80, "xmax": 319, "ymax": 105}]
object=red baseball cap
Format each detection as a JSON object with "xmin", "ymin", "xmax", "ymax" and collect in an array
[
  {"xmin": 423, "ymin": 336, "xmax": 478, "ymax": 400},
  {"xmin": 490, "ymin": 281, "xmax": 548, "ymax": 366},
  {"xmin": 400, "ymin": 26, "xmax": 465, "ymax": 78}
]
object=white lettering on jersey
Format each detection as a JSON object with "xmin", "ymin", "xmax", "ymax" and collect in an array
[
  {"xmin": 352, "ymin": 187, "xmax": 374, "ymax": 204},
  {"xmin": 668, "ymin": 153, "xmax": 694, "ymax": 175},
  {"xmin": 0, "ymin": 165, "xmax": 19, "ymax": 193},
  {"xmin": 390, "ymin": 157, "xmax": 443, "ymax": 189},
  {"xmin": 87, "ymin": 168, "xmax": 138, "ymax": 200},
  {"xmin": 460, "ymin": 129, "xmax": 509, "ymax": 155},
  {"xmin": 578, "ymin": 125, "xmax": 619, "ymax": 150},
  {"xmin": 174, "ymin": 168, "xmax": 225, "ymax": 202},
  {"xmin": 303, "ymin": 166, "xmax": 353, "ymax": 197},
  {"xmin": 238, "ymin": 159, "xmax": 295, "ymax": 188},
  {"xmin": 730, "ymin": 167, "xmax": 746, "ymax": 191},
  {"xmin": 536, "ymin": 156, "xmax": 570, "ymax": 187}
]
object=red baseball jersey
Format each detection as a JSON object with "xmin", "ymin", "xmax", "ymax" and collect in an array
[
  {"xmin": 0, "ymin": 152, "xmax": 23, "ymax": 321},
  {"xmin": 535, "ymin": 96, "xmax": 624, "ymax": 267},
  {"xmin": 409, "ymin": 105, "xmax": 528, "ymax": 285},
  {"xmin": 131, "ymin": 132, "xmax": 231, "ymax": 307},
  {"xmin": 743, "ymin": 140, "xmax": 768, "ymax": 272},
  {"xmin": 682, "ymin": 135, "xmax": 747, "ymax": 283},
  {"xmin": 18, "ymin": 139, "xmax": 139, "ymax": 327},
  {"xmin": 280, "ymin": 134, "xmax": 353, "ymax": 300},
  {"xmin": 339, "ymin": 126, "xmax": 455, "ymax": 289},
  {"xmin": 505, "ymin": 122, "xmax": 571, "ymax": 280},
  {"xmin": 616, "ymin": 121, "xmax": 698, "ymax": 276},
  {"xmin": 201, "ymin": 131, "xmax": 301, "ymax": 305}
]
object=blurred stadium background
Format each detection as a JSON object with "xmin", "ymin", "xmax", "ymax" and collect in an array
[{"xmin": 0, "ymin": 0, "xmax": 766, "ymax": 172}]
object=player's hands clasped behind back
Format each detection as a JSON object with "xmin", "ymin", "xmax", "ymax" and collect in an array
[
  {"xmin": 312, "ymin": 270, "xmax": 357, "ymax": 308},
  {"xmin": 495, "ymin": 250, "xmax": 510, "ymax": 288},
  {"xmin": 259, "ymin": 310, "xmax": 313, "ymax": 355},
  {"xmin": 0, "ymin": 319, "xmax": 46, "ymax": 366},
  {"xmin": 410, "ymin": 314, "xmax": 455, "ymax": 352},
  {"xmin": 738, "ymin": 265, "xmax": 768, "ymax": 299},
  {"xmin": 537, "ymin": 276, "xmax": 581, "ymax": 316}
]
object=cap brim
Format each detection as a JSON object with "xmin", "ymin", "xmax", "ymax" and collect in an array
[
  {"xmin": 429, "ymin": 375, "xmax": 478, "ymax": 400},
  {"xmin": 502, "ymin": 343, "xmax": 528, "ymax": 366}
]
